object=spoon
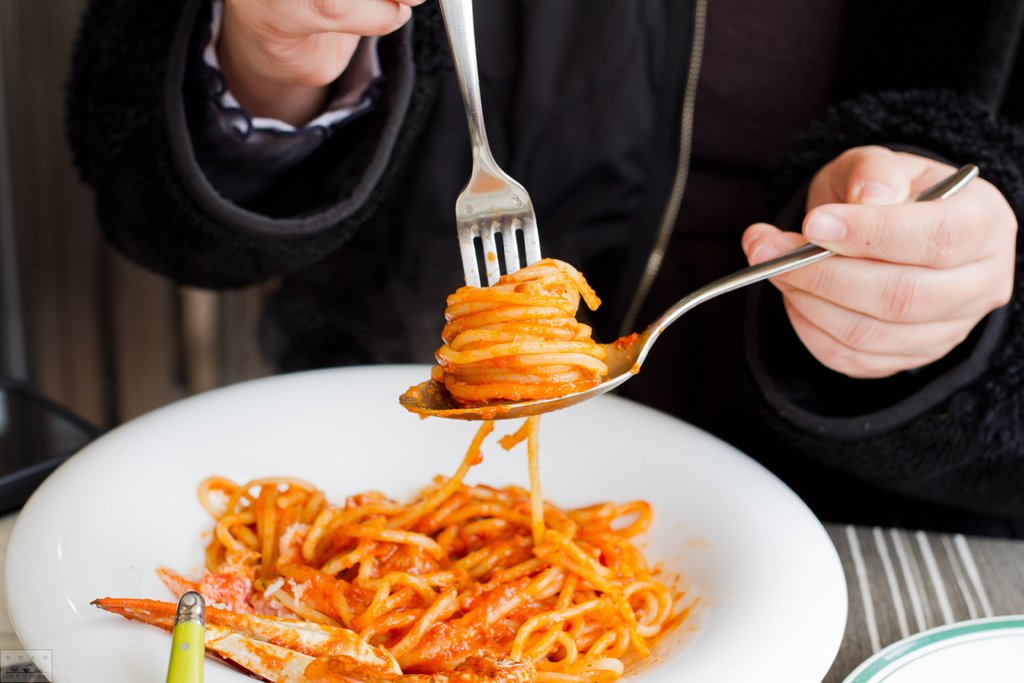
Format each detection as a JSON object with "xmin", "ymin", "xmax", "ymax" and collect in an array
[{"xmin": 401, "ymin": 164, "xmax": 979, "ymax": 420}]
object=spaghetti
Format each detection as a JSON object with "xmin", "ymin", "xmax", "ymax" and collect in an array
[
  {"xmin": 169, "ymin": 420, "xmax": 677, "ymax": 682},
  {"xmin": 110, "ymin": 261, "xmax": 680, "ymax": 682},
  {"xmin": 431, "ymin": 259, "xmax": 609, "ymax": 405}
]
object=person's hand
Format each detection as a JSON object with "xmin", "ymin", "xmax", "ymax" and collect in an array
[
  {"xmin": 218, "ymin": 0, "xmax": 423, "ymax": 125},
  {"xmin": 741, "ymin": 146, "xmax": 1017, "ymax": 379}
]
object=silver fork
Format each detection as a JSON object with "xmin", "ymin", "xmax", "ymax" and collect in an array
[
  {"xmin": 402, "ymin": 164, "xmax": 979, "ymax": 420},
  {"xmin": 439, "ymin": 0, "xmax": 541, "ymax": 287}
]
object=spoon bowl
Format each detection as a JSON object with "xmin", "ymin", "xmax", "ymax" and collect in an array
[
  {"xmin": 400, "ymin": 165, "xmax": 979, "ymax": 420},
  {"xmin": 400, "ymin": 337, "xmax": 642, "ymax": 420}
]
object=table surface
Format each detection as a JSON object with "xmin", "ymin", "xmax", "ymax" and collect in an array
[{"xmin": 2, "ymin": 511, "xmax": 1023, "ymax": 682}]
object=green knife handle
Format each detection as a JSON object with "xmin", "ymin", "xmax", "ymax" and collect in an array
[{"xmin": 166, "ymin": 620, "xmax": 205, "ymax": 683}]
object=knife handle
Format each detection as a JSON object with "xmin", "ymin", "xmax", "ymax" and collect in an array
[{"xmin": 166, "ymin": 591, "xmax": 205, "ymax": 683}]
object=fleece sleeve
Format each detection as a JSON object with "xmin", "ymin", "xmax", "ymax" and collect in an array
[
  {"xmin": 742, "ymin": 89, "xmax": 1024, "ymax": 518},
  {"xmin": 66, "ymin": 0, "xmax": 448, "ymax": 288}
]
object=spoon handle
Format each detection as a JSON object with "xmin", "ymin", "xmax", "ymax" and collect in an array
[{"xmin": 641, "ymin": 164, "xmax": 979, "ymax": 354}]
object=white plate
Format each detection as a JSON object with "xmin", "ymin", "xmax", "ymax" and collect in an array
[
  {"xmin": 4, "ymin": 366, "xmax": 846, "ymax": 682},
  {"xmin": 843, "ymin": 616, "xmax": 1024, "ymax": 683}
]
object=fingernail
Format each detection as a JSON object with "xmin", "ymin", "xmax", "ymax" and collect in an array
[
  {"xmin": 750, "ymin": 243, "xmax": 782, "ymax": 264},
  {"xmin": 805, "ymin": 212, "xmax": 847, "ymax": 242},
  {"xmin": 851, "ymin": 182, "xmax": 898, "ymax": 206}
]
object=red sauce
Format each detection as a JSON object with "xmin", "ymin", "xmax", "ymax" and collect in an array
[{"xmin": 612, "ymin": 332, "xmax": 639, "ymax": 350}]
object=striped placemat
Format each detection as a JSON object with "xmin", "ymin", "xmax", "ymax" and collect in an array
[{"xmin": 822, "ymin": 524, "xmax": 1024, "ymax": 682}]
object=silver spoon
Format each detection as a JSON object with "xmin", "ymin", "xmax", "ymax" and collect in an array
[{"xmin": 401, "ymin": 164, "xmax": 979, "ymax": 420}]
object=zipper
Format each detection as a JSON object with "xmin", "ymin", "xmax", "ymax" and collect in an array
[{"xmin": 619, "ymin": 0, "xmax": 708, "ymax": 336}]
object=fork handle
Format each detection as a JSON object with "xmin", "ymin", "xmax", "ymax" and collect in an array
[{"xmin": 438, "ymin": 0, "xmax": 493, "ymax": 164}]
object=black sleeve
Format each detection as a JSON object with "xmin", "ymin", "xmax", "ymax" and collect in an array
[
  {"xmin": 187, "ymin": 20, "xmax": 387, "ymax": 208},
  {"xmin": 742, "ymin": 88, "xmax": 1024, "ymax": 518},
  {"xmin": 66, "ymin": 0, "xmax": 447, "ymax": 288}
]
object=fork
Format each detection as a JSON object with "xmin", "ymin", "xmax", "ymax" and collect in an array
[
  {"xmin": 401, "ymin": 164, "xmax": 980, "ymax": 419},
  {"xmin": 439, "ymin": 0, "xmax": 541, "ymax": 287}
]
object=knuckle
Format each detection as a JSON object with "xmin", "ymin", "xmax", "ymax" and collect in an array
[
  {"xmin": 864, "ymin": 209, "xmax": 888, "ymax": 243},
  {"xmin": 942, "ymin": 326, "xmax": 972, "ymax": 351},
  {"xmin": 811, "ymin": 159, "xmax": 836, "ymax": 189},
  {"xmin": 808, "ymin": 340, "xmax": 852, "ymax": 374},
  {"xmin": 834, "ymin": 147, "xmax": 859, "ymax": 162},
  {"xmin": 860, "ymin": 208, "xmax": 897, "ymax": 251},
  {"xmin": 834, "ymin": 148, "xmax": 861, "ymax": 166},
  {"xmin": 836, "ymin": 317, "xmax": 882, "ymax": 351},
  {"xmin": 844, "ymin": 354, "xmax": 899, "ymax": 379},
  {"xmin": 996, "ymin": 283, "xmax": 1014, "ymax": 308},
  {"xmin": 881, "ymin": 272, "xmax": 925, "ymax": 322},
  {"xmin": 925, "ymin": 208, "xmax": 965, "ymax": 266},
  {"xmin": 804, "ymin": 261, "xmax": 839, "ymax": 300},
  {"xmin": 814, "ymin": 344, "xmax": 878, "ymax": 378},
  {"xmin": 990, "ymin": 264, "xmax": 1015, "ymax": 309},
  {"xmin": 840, "ymin": 145, "xmax": 882, "ymax": 163},
  {"xmin": 1006, "ymin": 204, "xmax": 1020, "ymax": 235},
  {"xmin": 855, "ymin": 144, "xmax": 891, "ymax": 160},
  {"xmin": 995, "ymin": 195, "xmax": 1019, "ymax": 241},
  {"xmin": 315, "ymin": 0, "xmax": 347, "ymax": 19}
]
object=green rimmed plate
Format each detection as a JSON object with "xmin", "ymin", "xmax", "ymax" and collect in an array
[{"xmin": 844, "ymin": 615, "xmax": 1024, "ymax": 682}]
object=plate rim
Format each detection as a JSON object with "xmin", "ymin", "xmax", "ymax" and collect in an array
[{"xmin": 842, "ymin": 614, "xmax": 1024, "ymax": 682}]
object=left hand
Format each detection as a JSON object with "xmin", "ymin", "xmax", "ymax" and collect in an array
[{"xmin": 741, "ymin": 146, "xmax": 1017, "ymax": 378}]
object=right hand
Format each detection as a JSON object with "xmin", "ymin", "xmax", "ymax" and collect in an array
[{"xmin": 219, "ymin": 0, "xmax": 423, "ymax": 124}]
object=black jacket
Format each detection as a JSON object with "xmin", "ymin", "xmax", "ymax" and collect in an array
[{"xmin": 67, "ymin": 0, "xmax": 1024, "ymax": 534}]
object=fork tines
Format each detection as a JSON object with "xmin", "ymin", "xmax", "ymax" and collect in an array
[{"xmin": 459, "ymin": 216, "xmax": 542, "ymax": 287}]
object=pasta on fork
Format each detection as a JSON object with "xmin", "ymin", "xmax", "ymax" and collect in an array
[{"xmin": 432, "ymin": 259, "xmax": 608, "ymax": 405}]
